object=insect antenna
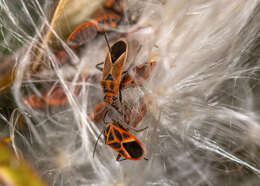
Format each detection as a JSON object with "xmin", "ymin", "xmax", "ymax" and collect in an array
[
  {"xmin": 104, "ymin": 32, "xmax": 112, "ymax": 54},
  {"xmin": 103, "ymin": 110, "xmax": 109, "ymax": 124},
  {"xmin": 93, "ymin": 126, "xmax": 106, "ymax": 159},
  {"xmin": 93, "ymin": 111, "xmax": 110, "ymax": 159}
]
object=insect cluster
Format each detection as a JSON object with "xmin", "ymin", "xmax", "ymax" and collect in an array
[{"xmin": 24, "ymin": 0, "xmax": 156, "ymax": 161}]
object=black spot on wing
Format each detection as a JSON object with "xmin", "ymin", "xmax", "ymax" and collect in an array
[
  {"xmin": 122, "ymin": 141, "xmax": 143, "ymax": 159},
  {"xmin": 111, "ymin": 40, "xmax": 126, "ymax": 63}
]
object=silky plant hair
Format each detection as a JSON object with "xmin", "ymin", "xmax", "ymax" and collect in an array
[{"xmin": 1, "ymin": 0, "xmax": 260, "ymax": 185}]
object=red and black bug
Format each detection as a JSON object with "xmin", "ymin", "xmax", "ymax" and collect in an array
[
  {"xmin": 53, "ymin": 0, "xmax": 124, "ymax": 66},
  {"xmin": 97, "ymin": 37, "xmax": 128, "ymax": 106},
  {"xmin": 92, "ymin": 117, "xmax": 147, "ymax": 161},
  {"xmin": 103, "ymin": 122, "xmax": 146, "ymax": 161},
  {"xmin": 67, "ymin": 14, "xmax": 121, "ymax": 48},
  {"xmin": 66, "ymin": 0, "xmax": 124, "ymax": 47}
]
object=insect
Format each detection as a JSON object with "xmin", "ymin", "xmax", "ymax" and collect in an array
[
  {"xmin": 24, "ymin": 84, "xmax": 81, "ymax": 108},
  {"xmin": 67, "ymin": 14, "xmax": 121, "ymax": 48},
  {"xmin": 93, "ymin": 114, "xmax": 147, "ymax": 161},
  {"xmin": 23, "ymin": 75, "xmax": 90, "ymax": 108},
  {"xmin": 89, "ymin": 60, "xmax": 156, "ymax": 124},
  {"xmin": 67, "ymin": 0, "xmax": 124, "ymax": 47},
  {"xmin": 103, "ymin": 122, "xmax": 147, "ymax": 161},
  {"xmin": 98, "ymin": 37, "xmax": 128, "ymax": 106},
  {"xmin": 53, "ymin": 0, "xmax": 124, "ymax": 66}
]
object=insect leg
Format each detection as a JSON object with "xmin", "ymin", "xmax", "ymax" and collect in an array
[
  {"xmin": 132, "ymin": 126, "xmax": 148, "ymax": 133},
  {"xmin": 93, "ymin": 126, "xmax": 106, "ymax": 159},
  {"xmin": 96, "ymin": 62, "xmax": 104, "ymax": 71},
  {"xmin": 118, "ymin": 118, "xmax": 148, "ymax": 133},
  {"xmin": 119, "ymin": 84, "xmax": 122, "ymax": 103},
  {"xmin": 103, "ymin": 110, "xmax": 109, "ymax": 124}
]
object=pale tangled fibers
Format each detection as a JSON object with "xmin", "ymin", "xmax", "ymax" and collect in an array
[{"xmin": 1, "ymin": 0, "xmax": 260, "ymax": 185}]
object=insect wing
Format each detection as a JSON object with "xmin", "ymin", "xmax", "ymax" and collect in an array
[
  {"xmin": 111, "ymin": 51, "xmax": 126, "ymax": 83},
  {"xmin": 110, "ymin": 40, "xmax": 127, "ymax": 64},
  {"xmin": 102, "ymin": 52, "xmax": 113, "ymax": 80},
  {"xmin": 110, "ymin": 40, "xmax": 128, "ymax": 81}
]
